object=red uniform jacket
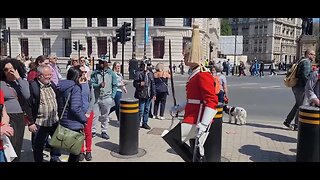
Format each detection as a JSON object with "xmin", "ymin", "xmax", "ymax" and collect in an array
[{"xmin": 182, "ymin": 66, "xmax": 218, "ymax": 125}]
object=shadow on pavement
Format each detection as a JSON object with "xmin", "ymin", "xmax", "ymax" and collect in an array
[
  {"xmin": 239, "ymin": 145, "xmax": 296, "ymax": 162},
  {"xmin": 109, "ymin": 120, "xmax": 120, "ymax": 128},
  {"xmin": 166, "ymin": 148, "xmax": 178, "ymax": 155},
  {"xmin": 245, "ymin": 122, "xmax": 288, "ymax": 130},
  {"xmin": 95, "ymin": 141, "xmax": 119, "ymax": 152},
  {"xmin": 254, "ymin": 131, "xmax": 297, "ymax": 143}
]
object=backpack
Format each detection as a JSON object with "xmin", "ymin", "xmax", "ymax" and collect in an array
[
  {"xmin": 283, "ymin": 59, "xmax": 307, "ymax": 87},
  {"xmin": 212, "ymin": 75, "xmax": 221, "ymax": 94}
]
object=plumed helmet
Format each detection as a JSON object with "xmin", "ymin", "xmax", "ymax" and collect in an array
[{"xmin": 184, "ymin": 25, "xmax": 202, "ymax": 66}]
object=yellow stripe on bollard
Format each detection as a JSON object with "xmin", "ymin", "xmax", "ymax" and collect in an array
[
  {"xmin": 120, "ymin": 109, "xmax": 139, "ymax": 113},
  {"xmin": 217, "ymin": 108, "xmax": 223, "ymax": 112},
  {"xmin": 214, "ymin": 114, "xmax": 223, "ymax": 118},
  {"xmin": 120, "ymin": 104, "xmax": 139, "ymax": 108},
  {"xmin": 299, "ymin": 112, "xmax": 320, "ymax": 118},
  {"xmin": 299, "ymin": 118, "xmax": 320, "ymax": 125}
]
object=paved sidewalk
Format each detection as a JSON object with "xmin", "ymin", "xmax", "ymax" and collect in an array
[{"xmin": 20, "ymin": 113, "xmax": 298, "ymax": 162}]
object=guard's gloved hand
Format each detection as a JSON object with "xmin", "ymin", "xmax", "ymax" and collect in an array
[
  {"xmin": 170, "ymin": 105, "xmax": 180, "ymax": 116},
  {"xmin": 169, "ymin": 102, "xmax": 186, "ymax": 117},
  {"xmin": 196, "ymin": 123, "xmax": 208, "ymax": 138}
]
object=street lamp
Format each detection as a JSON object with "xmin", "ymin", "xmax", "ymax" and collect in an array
[{"xmin": 108, "ymin": 37, "xmax": 111, "ymax": 61}]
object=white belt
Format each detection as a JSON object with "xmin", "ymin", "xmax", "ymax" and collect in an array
[{"xmin": 187, "ymin": 99, "xmax": 203, "ymax": 104}]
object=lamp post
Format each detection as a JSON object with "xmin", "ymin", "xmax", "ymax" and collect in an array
[
  {"xmin": 234, "ymin": 19, "xmax": 238, "ymax": 74},
  {"xmin": 108, "ymin": 37, "xmax": 111, "ymax": 61},
  {"xmin": 144, "ymin": 18, "xmax": 147, "ymax": 59}
]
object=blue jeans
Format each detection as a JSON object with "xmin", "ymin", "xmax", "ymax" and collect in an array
[
  {"xmin": 0, "ymin": 150, "xmax": 6, "ymax": 162},
  {"xmin": 139, "ymin": 98, "xmax": 152, "ymax": 125},
  {"xmin": 109, "ymin": 91, "xmax": 122, "ymax": 121},
  {"xmin": 217, "ymin": 90, "xmax": 225, "ymax": 103}
]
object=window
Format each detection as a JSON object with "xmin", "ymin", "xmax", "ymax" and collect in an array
[
  {"xmin": 0, "ymin": 40, "xmax": 7, "ymax": 56},
  {"xmin": 20, "ymin": 38, "xmax": 29, "ymax": 56},
  {"xmin": 254, "ymin": 25, "xmax": 258, "ymax": 34},
  {"xmin": 97, "ymin": 37, "xmax": 108, "ymax": 57},
  {"xmin": 154, "ymin": 18, "xmax": 165, "ymax": 26},
  {"xmin": 132, "ymin": 36, "xmax": 135, "ymax": 55},
  {"xmin": 64, "ymin": 18, "xmax": 71, "ymax": 29},
  {"xmin": 42, "ymin": 38, "xmax": 51, "ymax": 56},
  {"xmin": 183, "ymin": 18, "xmax": 192, "ymax": 27},
  {"xmin": 112, "ymin": 18, "xmax": 118, "ymax": 27},
  {"xmin": 87, "ymin": 37, "xmax": 92, "ymax": 57},
  {"xmin": 112, "ymin": 37, "xmax": 118, "ymax": 58},
  {"xmin": 182, "ymin": 37, "xmax": 192, "ymax": 54},
  {"xmin": 64, "ymin": 39, "xmax": 71, "ymax": 57},
  {"xmin": 244, "ymin": 46, "xmax": 248, "ymax": 52},
  {"xmin": 0, "ymin": 18, "xmax": 7, "ymax": 29},
  {"xmin": 42, "ymin": 18, "xmax": 50, "ymax": 29},
  {"xmin": 232, "ymin": 27, "xmax": 238, "ymax": 35},
  {"xmin": 0, "ymin": 18, "xmax": 5, "ymax": 29},
  {"xmin": 87, "ymin": 18, "xmax": 92, "ymax": 27},
  {"xmin": 153, "ymin": 36, "xmax": 165, "ymax": 59},
  {"xmin": 132, "ymin": 18, "xmax": 136, "ymax": 31},
  {"xmin": 98, "ymin": 18, "xmax": 107, "ymax": 27},
  {"xmin": 20, "ymin": 18, "xmax": 28, "ymax": 29}
]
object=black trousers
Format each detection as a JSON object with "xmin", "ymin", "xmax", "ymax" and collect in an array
[
  {"xmin": 154, "ymin": 92, "xmax": 168, "ymax": 117},
  {"xmin": 33, "ymin": 123, "xmax": 61, "ymax": 162},
  {"xmin": 8, "ymin": 113, "xmax": 25, "ymax": 162}
]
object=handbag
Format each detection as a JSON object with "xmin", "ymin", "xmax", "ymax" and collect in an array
[{"xmin": 49, "ymin": 92, "xmax": 85, "ymax": 155}]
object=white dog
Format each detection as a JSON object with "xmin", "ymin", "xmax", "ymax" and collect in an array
[{"xmin": 223, "ymin": 105, "xmax": 247, "ymax": 125}]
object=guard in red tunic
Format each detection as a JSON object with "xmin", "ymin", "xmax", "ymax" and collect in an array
[{"xmin": 162, "ymin": 25, "xmax": 219, "ymax": 162}]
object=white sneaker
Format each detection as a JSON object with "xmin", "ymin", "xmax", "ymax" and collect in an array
[{"xmin": 159, "ymin": 116, "xmax": 165, "ymax": 120}]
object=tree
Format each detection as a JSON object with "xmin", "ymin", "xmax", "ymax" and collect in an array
[{"xmin": 220, "ymin": 18, "xmax": 232, "ymax": 36}]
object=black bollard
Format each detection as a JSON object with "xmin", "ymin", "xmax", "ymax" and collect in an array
[
  {"xmin": 204, "ymin": 103, "xmax": 223, "ymax": 162},
  {"xmin": 119, "ymin": 98, "xmax": 140, "ymax": 155},
  {"xmin": 296, "ymin": 105, "xmax": 320, "ymax": 162}
]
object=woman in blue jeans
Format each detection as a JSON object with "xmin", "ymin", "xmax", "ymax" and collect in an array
[{"xmin": 109, "ymin": 62, "xmax": 127, "ymax": 121}]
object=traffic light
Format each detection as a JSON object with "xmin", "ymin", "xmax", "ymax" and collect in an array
[
  {"xmin": 116, "ymin": 26, "xmax": 124, "ymax": 43},
  {"xmin": 124, "ymin": 22, "xmax": 131, "ymax": 42},
  {"xmin": 210, "ymin": 43, "xmax": 213, "ymax": 52},
  {"xmin": 73, "ymin": 41, "xmax": 78, "ymax": 50},
  {"xmin": 1, "ymin": 29, "xmax": 9, "ymax": 43}
]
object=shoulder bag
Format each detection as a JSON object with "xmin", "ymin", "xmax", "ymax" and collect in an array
[{"xmin": 49, "ymin": 92, "xmax": 85, "ymax": 155}]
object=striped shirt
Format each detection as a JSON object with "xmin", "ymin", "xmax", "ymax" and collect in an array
[{"xmin": 35, "ymin": 81, "xmax": 59, "ymax": 127}]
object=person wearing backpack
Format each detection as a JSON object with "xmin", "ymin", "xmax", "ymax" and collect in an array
[{"xmin": 283, "ymin": 49, "xmax": 316, "ymax": 130}]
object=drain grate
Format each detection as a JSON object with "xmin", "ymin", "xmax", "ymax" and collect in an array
[{"xmin": 147, "ymin": 128, "xmax": 167, "ymax": 135}]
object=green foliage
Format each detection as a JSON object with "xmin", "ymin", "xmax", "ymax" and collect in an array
[{"xmin": 220, "ymin": 19, "xmax": 232, "ymax": 36}]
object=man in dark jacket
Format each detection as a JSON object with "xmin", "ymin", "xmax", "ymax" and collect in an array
[
  {"xmin": 284, "ymin": 49, "xmax": 315, "ymax": 130},
  {"xmin": 133, "ymin": 60, "xmax": 156, "ymax": 129},
  {"xmin": 27, "ymin": 65, "xmax": 61, "ymax": 162}
]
